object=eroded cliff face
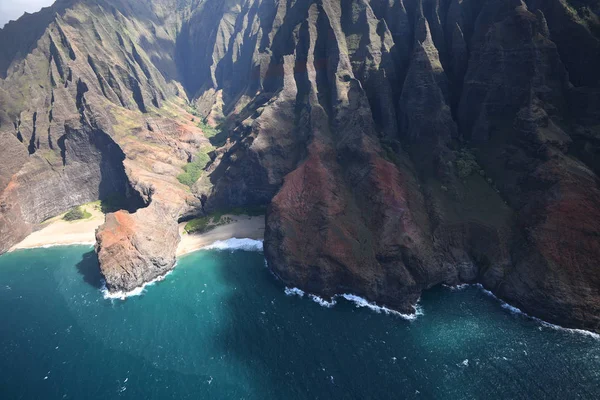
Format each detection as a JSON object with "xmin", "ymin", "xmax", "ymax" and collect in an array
[
  {"xmin": 1, "ymin": 0, "xmax": 599, "ymax": 331},
  {"xmin": 95, "ymin": 203, "xmax": 180, "ymax": 292},
  {"xmin": 0, "ymin": 0, "xmax": 206, "ymax": 284}
]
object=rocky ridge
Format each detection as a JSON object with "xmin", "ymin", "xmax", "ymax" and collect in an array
[{"xmin": 0, "ymin": 0, "xmax": 599, "ymax": 331}]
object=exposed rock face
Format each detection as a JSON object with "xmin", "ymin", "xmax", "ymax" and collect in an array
[
  {"xmin": 1, "ymin": 0, "xmax": 599, "ymax": 331},
  {"xmin": 0, "ymin": 107, "xmax": 140, "ymax": 253},
  {"xmin": 0, "ymin": 0, "xmax": 206, "ymax": 285},
  {"xmin": 95, "ymin": 203, "xmax": 180, "ymax": 292}
]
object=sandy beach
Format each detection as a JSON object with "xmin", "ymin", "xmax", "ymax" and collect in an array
[
  {"xmin": 10, "ymin": 209, "xmax": 265, "ymax": 256},
  {"xmin": 176, "ymin": 215, "xmax": 265, "ymax": 256},
  {"xmin": 10, "ymin": 207, "xmax": 105, "ymax": 251}
]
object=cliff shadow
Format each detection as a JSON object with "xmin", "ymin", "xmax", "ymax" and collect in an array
[
  {"xmin": 75, "ymin": 250, "xmax": 103, "ymax": 289},
  {"xmin": 203, "ymin": 250, "xmax": 438, "ymax": 399},
  {"xmin": 203, "ymin": 250, "xmax": 588, "ymax": 399},
  {"xmin": 93, "ymin": 126, "xmax": 147, "ymax": 213}
]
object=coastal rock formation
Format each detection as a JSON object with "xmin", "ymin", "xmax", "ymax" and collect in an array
[
  {"xmin": 0, "ymin": 0, "xmax": 599, "ymax": 332},
  {"xmin": 95, "ymin": 203, "xmax": 180, "ymax": 292},
  {"xmin": 0, "ymin": 0, "xmax": 206, "ymax": 284}
]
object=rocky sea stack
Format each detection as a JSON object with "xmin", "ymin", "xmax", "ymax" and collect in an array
[{"xmin": 0, "ymin": 0, "xmax": 599, "ymax": 332}]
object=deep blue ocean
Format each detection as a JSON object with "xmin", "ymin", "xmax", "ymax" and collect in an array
[{"xmin": 0, "ymin": 245, "xmax": 599, "ymax": 399}]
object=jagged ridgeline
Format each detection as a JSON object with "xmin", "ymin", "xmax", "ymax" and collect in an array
[{"xmin": 0, "ymin": 0, "xmax": 599, "ymax": 331}]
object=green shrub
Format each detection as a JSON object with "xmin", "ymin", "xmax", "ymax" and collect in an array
[
  {"xmin": 177, "ymin": 147, "xmax": 213, "ymax": 188},
  {"xmin": 225, "ymin": 205, "xmax": 266, "ymax": 216},
  {"xmin": 184, "ymin": 216, "xmax": 211, "ymax": 234},
  {"xmin": 455, "ymin": 149, "xmax": 480, "ymax": 179},
  {"xmin": 183, "ymin": 205, "xmax": 266, "ymax": 234},
  {"xmin": 63, "ymin": 206, "xmax": 91, "ymax": 221},
  {"xmin": 196, "ymin": 120, "xmax": 220, "ymax": 138},
  {"xmin": 187, "ymin": 105, "xmax": 201, "ymax": 117},
  {"xmin": 185, "ymin": 102, "xmax": 220, "ymax": 138}
]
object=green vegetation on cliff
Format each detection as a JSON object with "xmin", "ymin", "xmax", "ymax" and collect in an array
[
  {"xmin": 177, "ymin": 146, "xmax": 213, "ymax": 188},
  {"xmin": 455, "ymin": 149, "xmax": 481, "ymax": 179},
  {"xmin": 183, "ymin": 215, "xmax": 216, "ymax": 234},
  {"xmin": 63, "ymin": 206, "xmax": 91, "ymax": 221},
  {"xmin": 196, "ymin": 120, "xmax": 220, "ymax": 139},
  {"xmin": 184, "ymin": 205, "xmax": 266, "ymax": 234}
]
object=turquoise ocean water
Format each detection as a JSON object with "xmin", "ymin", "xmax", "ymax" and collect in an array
[{"xmin": 0, "ymin": 245, "xmax": 599, "ymax": 399}]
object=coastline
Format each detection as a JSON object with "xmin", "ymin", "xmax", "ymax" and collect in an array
[
  {"xmin": 10, "ymin": 211, "xmax": 266, "ymax": 257},
  {"xmin": 10, "ymin": 207, "xmax": 105, "ymax": 251},
  {"xmin": 7, "ymin": 213, "xmax": 599, "ymax": 339},
  {"xmin": 176, "ymin": 215, "xmax": 265, "ymax": 256}
]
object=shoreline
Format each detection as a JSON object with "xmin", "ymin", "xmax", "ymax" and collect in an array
[
  {"xmin": 7, "ymin": 213, "xmax": 599, "ymax": 339},
  {"xmin": 102, "ymin": 237, "xmax": 264, "ymax": 300},
  {"xmin": 176, "ymin": 215, "xmax": 265, "ymax": 256},
  {"xmin": 10, "ymin": 207, "xmax": 105, "ymax": 252},
  {"xmin": 9, "ymin": 211, "xmax": 266, "ymax": 258}
]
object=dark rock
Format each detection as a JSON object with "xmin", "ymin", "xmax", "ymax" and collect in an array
[{"xmin": 0, "ymin": 0, "xmax": 599, "ymax": 332}]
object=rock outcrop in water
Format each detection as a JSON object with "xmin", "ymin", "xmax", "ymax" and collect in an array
[
  {"xmin": 0, "ymin": 0, "xmax": 599, "ymax": 332},
  {"xmin": 95, "ymin": 203, "xmax": 180, "ymax": 292}
]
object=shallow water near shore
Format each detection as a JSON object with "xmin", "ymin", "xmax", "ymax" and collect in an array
[{"xmin": 0, "ymin": 246, "xmax": 599, "ymax": 399}]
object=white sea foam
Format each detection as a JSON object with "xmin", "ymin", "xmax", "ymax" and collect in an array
[
  {"xmin": 201, "ymin": 238, "xmax": 263, "ymax": 251},
  {"xmin": 102, "ymin": 270, "xmax": 174, "ymax": 300},
  {"xmin": 284, "ymin": 287, "xmax": 305, "ymax": 297},
  {"xmin": 443, "ymin": 283, "xmax": 470, "ymax": 291},
  {"xmin": 340, "ymin": 294, "xmax": 421, "ymax": 321},
  {"xmin": 500, "ymin": 302, "xmax": 523, "ymax": 314},
  {"xmin": 15, "ymin": 242, "xmax": 95, "ymax": 250},
  {"xmin": 456, "ymin": 284, "xmax": 600, "ymax": 340},
  {"xmin": 309, "ymin": 294, "xmax": 337, "ymax": 308},
  {"xmin": 283, "ymin": 287, "xmax": 422, "ymax": 320},
  {"xmin": 101, "ymin": 239, "xmax": 261, "ymax": 300}
]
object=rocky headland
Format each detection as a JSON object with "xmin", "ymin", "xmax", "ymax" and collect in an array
[{"xmin": 1, "ymin": 0, "xmax": 599, "ymax": 332}]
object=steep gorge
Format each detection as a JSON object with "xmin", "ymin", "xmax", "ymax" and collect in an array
[{"xmin": 0, "ymin": 0, "xmax": 599, "ymax": 332}]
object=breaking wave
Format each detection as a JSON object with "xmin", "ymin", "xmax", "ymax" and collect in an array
[
  {"xmin": 309, "ymin": 294, "xmax": 337, "ymax": 308},
  {"xmin": 339, "ymin": 294, "xmax": 423, "ymax": 320},
  {"xmin": 284, "ymin": 287, "xmax": 305, "ymax": 297},
  {"xmin": 443, "ymin": 283, "xmax": 470, "ymax": 291},
  {"xmin": 13, "ymin": 242, "xmax": 95, "ymax": 251},
  {"xmin": 42, "ymin": 242, "xmax": 95, "ymax": 248},
  {"xmin": 101, "ymin": 238, "xmax": 262, "ymax": 300},
  {"xmin": 455, "ymin": 283, "xmax": 599, "ymax": 340},
  {"xmin": 284, "ymin": 287, "xmax": 422, "ymax": 320},
  {"xmin": 201, "ymin": 238, "xmax": 263, "ymax": 252},
  {"xmin": 102, "ymin": 270, "xmax": 174, "ymax": 300},
  {"xmin": 102, "ymin": 238, "xmax": 263, "ymax": 300}
]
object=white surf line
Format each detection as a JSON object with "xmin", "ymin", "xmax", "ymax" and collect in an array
[
  {"xmin": 445, "ymin": 283, "xmax": 600, "ymax": 340},
  {"xmin": 102, "ymin": 238, "xmax": 264, "ymax": 300},
  {"xmin": 284, "ymin": 286, "xmax": 423, "ymax": 321},
  {"xmin": 11, "ymin": 241, "xmax": 95, "ymax": 251},
  {"xmin": 201, "ymin": 238, "xmax": 263, "ymax": 251},
  {"xmin": 102, "ymin": 269, "xmax": 175, "ymax": 300},
  {"xmin": 270, "ymin": 257, "xmax": 422, "ymax": 320},
  {"xmin": 308, "ymin": 293, "xmax": 337, "ymax": 308},
  {"xmin": 40, "ymin": 242, "xmax": 95, "ymax": 248},
  {"xmin": 339, "ymin": 293, "xmax": 424, "ymax": 319}
]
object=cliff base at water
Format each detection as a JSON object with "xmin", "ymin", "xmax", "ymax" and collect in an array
[{"xmin": 0, "ymin": 0, "xmax": 599, "ymax": 332}]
